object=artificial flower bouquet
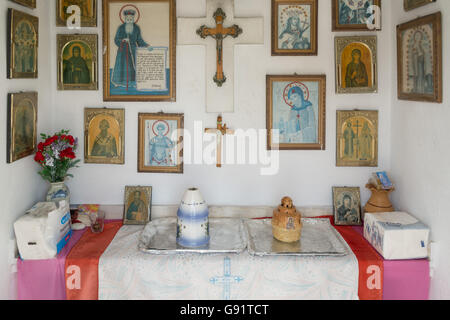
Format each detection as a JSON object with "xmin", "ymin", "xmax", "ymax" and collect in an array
[{"xmin": 34, "ymin": 130, "xmax": 80, "ymax": 183}]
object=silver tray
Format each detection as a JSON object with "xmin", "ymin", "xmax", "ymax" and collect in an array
[
  {"xmin": 245, "ymin": 218, "xmax": 350, "ymax": 257},
  {"xmin": 138, "ymin": 217, "xmax": 247, "ymax": 255}
]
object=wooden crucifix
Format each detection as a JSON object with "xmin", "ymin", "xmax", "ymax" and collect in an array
[
  {"xmin": 197, "ymin": 8, "xmax": 242, "ymax": 87},
  {"xmin": 205, "ymin": 116, "xmax": 234, "ymax": 168}
]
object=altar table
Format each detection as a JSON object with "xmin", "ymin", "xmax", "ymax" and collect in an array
[{"xmin": 17, "ymin": 219, "xmax": 430, "ymax": 300}]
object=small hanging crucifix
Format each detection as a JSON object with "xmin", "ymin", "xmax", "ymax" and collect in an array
[
  {"xmin": 205, "ymin": 116, "xmax": 234, "ymax": 168},
  {"xmin": 197, "ymin": 8, "xmax": 242, "ymax": 87}
]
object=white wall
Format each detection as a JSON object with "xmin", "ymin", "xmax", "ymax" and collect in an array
[
  {"xmin": 0, "ymin": 0, "xmax": 52, "ymax": 299},
  {"xmin": 53, "ymin": 0, "xmax": 393, "ymax": 208},
  {"xmin": 389, "ymin": 0, "xmax": 450, "ymax": 300}
]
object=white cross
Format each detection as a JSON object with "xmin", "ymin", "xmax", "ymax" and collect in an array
[{"xmin": 178, "ymin": 0, "xmax": 264, "ymax": 113}]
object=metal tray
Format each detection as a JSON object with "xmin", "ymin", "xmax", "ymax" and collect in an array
[
  {"xmin": 138, "ymin": 217, "xmax": 247, "ymax": 255},
  {"xmin": 245, "ymin": 218, "xmax": 350, "ymax": 257}
]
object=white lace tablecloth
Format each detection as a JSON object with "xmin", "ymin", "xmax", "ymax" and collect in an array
[{"xmin": 98, "ymin": 225, "xmax": 359, "ymax": 300}]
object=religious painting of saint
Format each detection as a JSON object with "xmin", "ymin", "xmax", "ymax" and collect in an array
[
  {"xmin": 56, "ymin": 0, "xmax": 98, "ymax": 27},
  {"xmin": 84, "ymin": 108, "xmax": 124, "ymax": 164},
  {"xmin": 332, "ymin": 0, "xmax": 381, "ymax": 31},
  {"xmin": 335, "ymin": 36, "xmax": 377, "ymax": 94},
  {"xmin": 267, "ymin": 75, "xmax": 326, "ymax": 150},
  {"xmin": 57, "ymin": 34, "xmax": 98, "ymax": 90},
  {"xmin": 123, "ymin": 186, "xmax": 152, "ymax": 225},
  {"xmin": 336, "ymin": 110, "xmax": 378, "ymax": 167},
  {"xmin": 404, "ymin": 0, "xmax": 436, "ymax": 11},
  {"xmin": 10, "ymin": 0, "xmax": 36, "ymax": 9},
  {"xmin": 7, "ymin": 92, "xmax": 38, "ymax": 163},
  {"xmin": 271, "ymin": 0, "xmax": 317, "ymax": 56},
  {"xmin": 333, "ymin": 187, "xmax": 362, "ymax": 226},
  {"xmin": 103, "ymin": 0, "xmax": 176, "ymax": 102},
  {"xmin": 138, "ymin": 113, "xmax": 183, "ymax": 173},
  {"xmin": 397, "ymin": 12, "xmax": 442, "ymax": 103},
  {"xmin": 7, "ymin": 9, "xmax": 38, "ymax": 79}
]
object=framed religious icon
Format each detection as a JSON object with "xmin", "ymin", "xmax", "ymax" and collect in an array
[
  {"xmin": 336, "ymin": 110, "xmax": 378, "ymax": 167},
  {"xmin": 332, "ymin": 187, "xmax": 362, "ymax": 226},
  {"xmin": 138, "ymin": 113, "xmax": 183, "ymax": 173},
  {"xmin": 404, "ymin": 0, "xmax": 436, "ymax": 11},
  {"xmin": 7, "ymin": 92, "xmax": 38, "ymax": 163},
  {"xmin": 10, "ymin": 0, "xmax": 36, "ymax": 9},
  {"xmin": 397, "ymin": 12, "xmax": 442, "ymax": 103},
  {"xmin": 335, "ymin": 36, "xmax": 377, "ymax": 94},
  {"xmin": 84, "ymin": 108, "xmax": 125, "ymax": 164},
  {"xmin": 57, "ymin": 34, "xmax": 98, "ymax": 90},
  {"xmin": 271, "ymin": 0, "xmax": 318, "ymax": 56},
  {"xmin": 266, "ymin": 75, "xmax": 326, "ymax": 150},
  {"xmin": 56, "ymin": 0, "xmax": 98, "ymax": 27},
  {"xmin": 7, "ymin": 8, "xmax": 39, "ymax": 79},
  {"xmin": 123, "ymin": 186, "xmax": 152, "ymax": 225},
  {"xmin": 332, "ymin": 0, "xmax": 381, "ymax": 31},
  {"xmin": 103, "ymin": 0, "xmax": 176, "ymax": 102}
]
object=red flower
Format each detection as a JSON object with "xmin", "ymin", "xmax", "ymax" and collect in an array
[
  {"xmin": 34, "ymin": 152, "xmax": 45, "ymax": 163},
  {"xmin": 44, "ymin": 135, "xmax": 58, "ymax": 146},
  {"xmin": 37, "ymin": 142, "xmax": 45, "ymax": 151},
  {"xmin": 60, "ymin": 148, "xmax": 76, "ymax": 159},
  {"xmin": 67, "ymin": 135, "xmax": 75, "ymax": 145}
]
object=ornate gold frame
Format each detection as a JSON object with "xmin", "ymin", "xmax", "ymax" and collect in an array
[
  {"xmin": 138, "ymin": 113, "xmax": 184, "ymax": 173},
  {"xmin": 336, "ymin": 110, "xmax": 378, "ymax": 167},
  {"xmin": 7, "ymin": 92, "xmax": 38, "ymax": 163},
  {"xmin": 271, "ymin": 0, "xmax": 318, "ymax": 56},
  {"xmin": 57, "ymin": 34, "xmax": 98, "ymax": 91},
  {"xmin": 102, "ymin": 0, "xmax": 176, "ymax": 102},
  {"xmin": 332, "ymin": 0, "xmax": 381, "ymax": 31},
  {"xmin": 84, "ymin": 108, "xmax": 125, "ymax": 164},
  {"xmin": 396, "ymin": 12, "xmax": 442, "ymax": 103},
  {"xmin": 335, "ymin": 36, "xmax": 378, "ymax": 94},
  {"xmin": 7, "ymin": 8, "xmax": 39, "ymax": 79},
  {"xmin": 56, "ymin": 0, "xmax": 98, "ymax": 27},
  {"xmin": 10, "ymin": 0, "xmax": 36, "ymax": 9},
  {"xmin": 266, "ymin": 74, "xmax": 326, "ymax": 151},
  {"xmin": 404, "ymin": 0, "xmax": 436, "ymax": 11},
  {"xmin": 123, "ymin": 186, "xmax": 152, "ymax": 225}
]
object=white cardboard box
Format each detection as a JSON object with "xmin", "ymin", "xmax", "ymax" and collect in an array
[{"xmin": 364, "ymin": 212, "xmax": 430, "ymax": 260}]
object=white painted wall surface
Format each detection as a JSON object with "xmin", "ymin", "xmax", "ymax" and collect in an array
[
  {"xmin": 0, "ymin": 0, "xmax": 52, "ymax": 299},
  {"xmin": 53, "ymin": 0, "xmax": 392, "ymax": 208},
  {"xmin": 389, "ymin": 0, "xmax": 450, "ymax": 300}
]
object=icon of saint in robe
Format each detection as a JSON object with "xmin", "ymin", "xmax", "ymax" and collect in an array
[
  {"xmin": 343, "ymin": 122, "xmax": 355, "ymax": 158},
  {"xmin": 149, "ymin": 123, "xmax": 174, "ymax": 166},
  {"xmin": 286, "ymin": 86, "xmax": 316, "ymax": 143},
  {"xmin": 345, "ymin": 49, "xmax": 369, "ymax": 88},
  {"xmin": 111, "ymin": 9, "xmax": 153, "ymax": 88},
  {"xmin": 63, "ymin": 45, "xmax": 91, "ymax": 84},
  {"xmin": 14, "ymin": 21, "xmax": 36, "ymax": 73},
  {"xmin": 14, "ymin": 101, "xmax": 34, "ymax": 155},
  {"xmin": 359, "ymin": 122, "xmax": 373, "ymax": 160},
  {"xmin": 337, "ymin": 195, "xmax": 358, "ymax": 224},
  {"xmin": 91, "ymin": 119, "xmax": 118, "ymax": 158},
  {"xmin": 279, "ymin": 16, "xmax": 310, "ymax": 50},
  {"xmin": 126, "ymin": 191, "xmax": 146, "ymax": 221}
]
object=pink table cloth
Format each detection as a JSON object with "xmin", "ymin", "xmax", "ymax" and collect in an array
[{"xmin": 17, "ymin": 223, "xmax": 430, "ymax": 300}]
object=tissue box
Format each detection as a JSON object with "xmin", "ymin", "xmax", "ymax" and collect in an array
[
  {"xmin": 364, "ymin": 212, "xmax": 430, "ymax": 260},
  {"xmin": 14, "ymin": 201, "xmax": 72, "ymax": 260}
]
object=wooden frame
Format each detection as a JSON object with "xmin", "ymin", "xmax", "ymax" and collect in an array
[
  {"xmin": 335, "ymin": 36, "xmax": 377, "ymax": 94},
  {"xmin": 271, "ymin": 0, "xmax": 318, "ymax": 56},
  {"xmin": 7, "ymin": 92, "xmax": 38, "ymax": 163},
  {"xmin": 84, "ymin": 108, "xmax": 125, "ymax": 164},
  {"xmin": 57, "ymin": 34, "xmax": 98, "ymax": 90},
  {"xmin": 123, "ymin": 186, "xmax": 152, "ymax": 225},
  {"xmin": 10, "ymin": 0, "xmax": 36, "ymax": 9},
  {"xmin": 336, "ymin": 110, "xmax": 378, "ymax": 167},
  {"xmin": 332, "ymin": 187, "xmax": 362, "ymax": 226},
  {"xmin": 332, "ymin": 0, "xmax": 381, "ymax": 31},
  {"xmin": 102, "ymin": 0, "xmax": 176, "ymax": 102},
  {"xmin": 56, "ymin": 0, "xmax": 98, "ymax": 28},
  {"xmin": 266, "ymin": 74, "xmax": 326, "ymax": 150},
  {"xmin": 397, "ymin": 12, "xmax": 442, "ymax": 103},
  {"xmin": 404, "ymin": 0, "xmax": 436, "ymax": 11},
  {"xmin": 138, "ymin": 113, "xmax": 183, "ymax": 173},
  {"xmin": 7, "ymin": 8, "xmax": 39, "ymax": 79}
]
